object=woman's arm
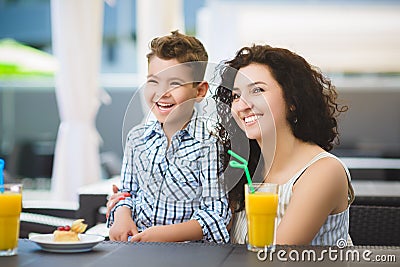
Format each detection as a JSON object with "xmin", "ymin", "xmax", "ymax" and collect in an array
[{"xmin": 276, "ymin": 157, "xmax": 349, "ymax": 245}]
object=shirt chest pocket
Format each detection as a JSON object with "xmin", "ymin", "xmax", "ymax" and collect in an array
[{"xmin": 160, "ymin": 159, "xmax": 201, "ymax": 202}]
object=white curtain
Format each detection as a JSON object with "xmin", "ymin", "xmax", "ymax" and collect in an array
[{"xmin": 50, "ymin": 0, "xmax": 104, "ymax": 202}]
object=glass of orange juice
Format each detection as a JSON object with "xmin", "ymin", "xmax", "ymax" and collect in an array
[
  {"xmin": 0, "ymin": 184, "xmax": 22, "ymax": 256},
  {"xmin": 245, "ymin": 183, "xmax": 279, "ymax": 252}
]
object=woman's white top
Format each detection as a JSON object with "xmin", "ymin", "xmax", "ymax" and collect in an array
[{"xmin": 230, "ymin": 151, "xmax": 353, "ymax": 246}]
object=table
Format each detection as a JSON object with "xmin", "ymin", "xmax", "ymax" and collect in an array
[{"xmin": 1, "ymin": 240, "xmax": 399, "ymax": 267}]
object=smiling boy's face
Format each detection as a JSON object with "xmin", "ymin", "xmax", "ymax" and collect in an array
[{"xmin": 144, "ymin": 56, "xmax": 206, "ymax": 125}]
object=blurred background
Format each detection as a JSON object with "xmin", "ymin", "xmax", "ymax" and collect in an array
[{"xmin": 0, "ymin": 0, "xmax": 399, "ymax": 199}]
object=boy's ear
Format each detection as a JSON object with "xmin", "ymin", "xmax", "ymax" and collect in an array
[{"xmin": 195, "ymin": 81, "xmax": 209, "ymax": 102}]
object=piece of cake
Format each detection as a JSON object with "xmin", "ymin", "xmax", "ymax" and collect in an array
[
  {"xmin": 53, "ymin": 219, "xmax": 88, "ymax": 242},
  {"xmin": 53, "ymin": 229, "xmax": 79, "ymax": 242}
]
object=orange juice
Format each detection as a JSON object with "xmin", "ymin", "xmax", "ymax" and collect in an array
[
  {"xmin": 245, "ymin": 183, "xmax": 278, "ymax": 251},
  {"xmin": 0, "ymin": 185, "xmax": 22, "ymax": 256}
]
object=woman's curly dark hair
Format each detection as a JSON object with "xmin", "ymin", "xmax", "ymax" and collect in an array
[
  {"xmin": 213, "ymin": 44, "xmax": 348, "ymax": 211},
  {"xmin": 212, "ymin": 62, "xmax": 264, "ymax": 212}
]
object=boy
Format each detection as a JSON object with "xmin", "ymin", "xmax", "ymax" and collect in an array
[{"xmin": 107, "ymin": 31, "xmax": 231, "ymax": 243}]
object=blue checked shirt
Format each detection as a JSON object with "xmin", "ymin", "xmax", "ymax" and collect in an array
[{"xmin": 107, "ymin": 111, "xmax": 231, "ymax": 243}]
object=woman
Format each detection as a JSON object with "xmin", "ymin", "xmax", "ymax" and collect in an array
[{"xmin": 214, "ymin": 44, "xmax": 354, "ymax": 245}]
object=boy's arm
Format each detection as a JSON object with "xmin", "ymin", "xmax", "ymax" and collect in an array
[
  {"xmin": 190, "ymin": 141, "xmax": 231, "ymax": 243},
  {"xmin": 106, "ymin": 134, "xmax": 138, "ymax": 227},
  {"xmin": 129, "ymin": 220, "xmax": 203, "ymax": 242},
  {"xmin": 109, "ymin": 206, "xmax": 139, "ymax": 241}
]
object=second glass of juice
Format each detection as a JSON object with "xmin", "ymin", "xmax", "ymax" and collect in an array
[
  {"xmin": 245, "ymin": 183, "xmax": 278, "ymax": 252},
  {"xmin": 0, "ymin": 184, "xmax": 22, "ymax": 256}
]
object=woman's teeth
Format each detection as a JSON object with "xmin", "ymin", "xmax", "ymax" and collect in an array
[{"xmin": 244, "ymin": 115, "xmax": 260, "ymax": 124}]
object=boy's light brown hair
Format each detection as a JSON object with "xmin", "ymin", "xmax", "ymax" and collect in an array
[{"xmin": 146, "ymin": 30, "xmax": 208, "ymax": 82}]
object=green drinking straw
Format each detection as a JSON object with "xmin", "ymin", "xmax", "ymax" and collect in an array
[
  {"xmin": 0, "ymin": 158, "xmax": 4, "ymax": 193},
  {"xmin": 227, "ymin": 150, "xmax": 255, "ymax": 193}
]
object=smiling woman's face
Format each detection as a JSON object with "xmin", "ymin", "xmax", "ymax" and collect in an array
[{"xmin": 231, "ymin": 63, "xmax": 288, "ymax": 144}]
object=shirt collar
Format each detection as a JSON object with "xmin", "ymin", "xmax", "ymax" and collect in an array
[
  {"xmin": 142, "ymin": 109, "xmax": 204, "ymax": 143},
  {"xmin": 143, "ymin": 119, "xmax": 163, "ymax": 142},
  {"xmin": 177, "ymin": 109, "xmax": 198, "ymax": 140}
]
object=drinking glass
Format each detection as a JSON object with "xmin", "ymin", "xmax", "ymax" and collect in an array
[
  {"xmin": 0, "ymin": 184, "xmax": 22, "ymax": 256},
  {"xmin": 245, "ymin": 183, "xmax": 279, "ymax": 252}
]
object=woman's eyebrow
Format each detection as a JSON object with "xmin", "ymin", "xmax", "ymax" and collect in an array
[
  {"xmin": 232, "ymin": 87, "xmax": 239, "ymax": 92},
  {"xmin": 248, "ymin": 81, "xmax": 268, "ymax": 87}
]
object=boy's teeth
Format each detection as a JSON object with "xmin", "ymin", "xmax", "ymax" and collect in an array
[{"xmin": 157, "ymin": 103, "xmax": 173, "ymax": 107}]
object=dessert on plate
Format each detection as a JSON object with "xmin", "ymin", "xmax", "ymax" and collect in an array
[{"xmin": 53, "ymin": 219, "xmax": 88, "ymax": 242}]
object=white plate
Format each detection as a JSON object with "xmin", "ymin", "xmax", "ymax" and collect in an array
[{"xmin": 29, "ymin": 234, "xmax": 105, "ymax": 253}]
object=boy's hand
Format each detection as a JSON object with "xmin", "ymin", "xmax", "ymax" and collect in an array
[
  {"xmin": 129, "ymin": 225, "xmax": 171, "ymax": 242},
  {"xmin": 109, "ymin": 207, "xmax": 138, "ymax": 241},
  {"xmin": 106, "ymin": 184, "xmax": 130, "ymax": 219}
]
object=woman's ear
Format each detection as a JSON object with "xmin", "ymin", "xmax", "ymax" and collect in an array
[{"xmin": 195, "ymin": 81, "xmax": 209, "ymax": 102}]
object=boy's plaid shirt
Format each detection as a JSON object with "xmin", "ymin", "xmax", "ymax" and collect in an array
[{"xmin": 107, "ymin": 112, "xmax": 231, "ymax": 243}]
